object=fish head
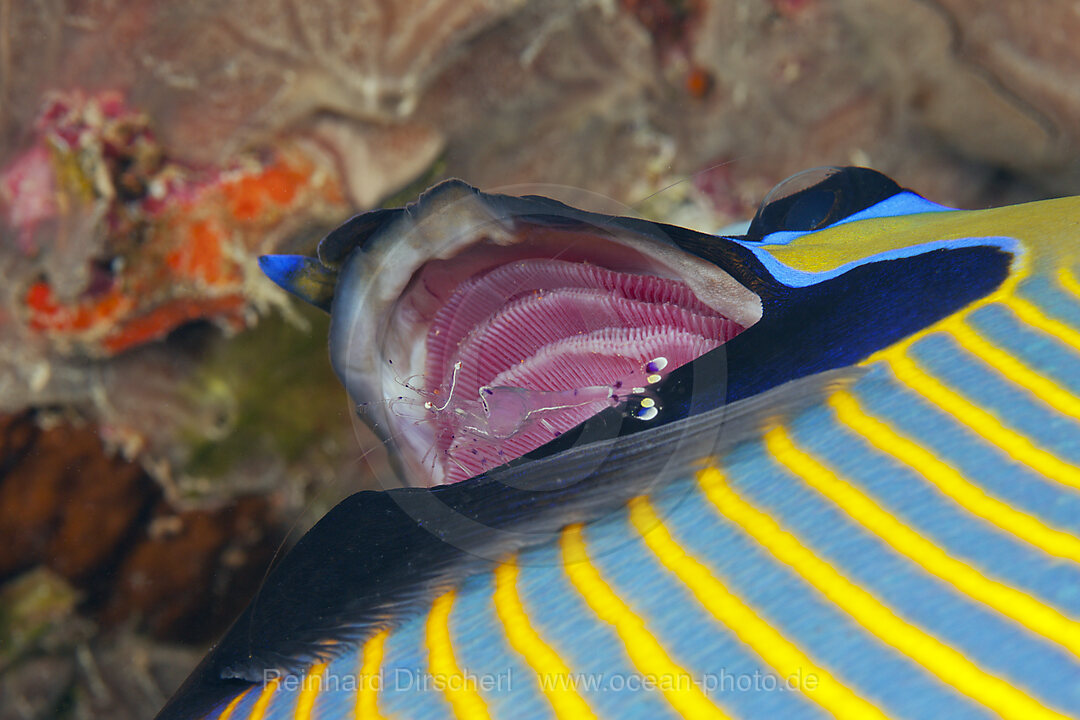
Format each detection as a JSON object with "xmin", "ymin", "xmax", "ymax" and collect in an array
[
  {"xmin": 261, "ymin": 167, "xmax": 1023, "ymax": 489},
  {"xmin": 265, "ymin": 179, "xmax": 766, "ymax": 487}
]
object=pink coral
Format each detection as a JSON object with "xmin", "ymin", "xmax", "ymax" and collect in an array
[
  {"xmin": 1, "ymin": 91, "xmax": 346, "ymax": 358},
  {"xmin": 0, "ymin": 146, "xmax": 58, "ymax": 255}
]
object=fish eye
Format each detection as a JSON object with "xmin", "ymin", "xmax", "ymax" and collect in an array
[
  {"xmin": 781, "ymin": 187, "xmax": 840, "ymax": 232},
  {"xmin": 746, "ymin": 166, "xmax": 902, "ymax": 240}
]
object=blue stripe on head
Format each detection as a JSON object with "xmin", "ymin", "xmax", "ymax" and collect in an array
[{"xmin": 258, "ymin": 254, "xmax": 309, "ymax": 289}]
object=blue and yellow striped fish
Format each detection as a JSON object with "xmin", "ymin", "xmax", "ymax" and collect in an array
[{"xmin": 157, "ymin": 167, "xmax": 1080, "ymax": 720}]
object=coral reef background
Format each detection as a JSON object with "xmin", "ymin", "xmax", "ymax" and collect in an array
[{"xmin": 2, "ymin": 1, "xmax": 1080, "ymax": 717}]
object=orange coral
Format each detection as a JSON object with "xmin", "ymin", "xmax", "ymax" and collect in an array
[
  {"xmin": 101, "ymin": 296, "xmax": 247, "ymax": 354},
  {"xmin": 25, "ymin": 282, "xmax": 130, "ymax": 334},
  {"xmin": 165, "ymin": 219, "xmax": 234, "ymax": 286},
  {"xmin": 19, "ymin": 139, "xmax": 345, "ymax": 356},
  {"xmin": 221, "ymin": 163, "xmax": 307, "ymax": 222},
  {"xmin": 686, "ymin": 66, "xmax": 713, "ymax": 98}
]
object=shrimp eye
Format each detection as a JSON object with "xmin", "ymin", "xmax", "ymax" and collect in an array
[{"xmin": 746, "ymin": 166, "xmax": 902, "ymax": 240}]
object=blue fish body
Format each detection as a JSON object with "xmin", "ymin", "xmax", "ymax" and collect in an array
[{"xmin": 158, "ymin": 168, "xmax": 1080, "ymax": 720}]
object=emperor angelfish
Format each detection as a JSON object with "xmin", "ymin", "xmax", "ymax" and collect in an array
[{"xmin": 157, "ymin": 167, "xmax": 1080, "ymax": 720}]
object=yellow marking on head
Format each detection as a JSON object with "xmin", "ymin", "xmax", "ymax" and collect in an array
[
  {"xmin": 858, "ymin": 203, "xmax": 1080, "ymax": 366},
  {"xmin": 294, "ymin": 663, "xmax": 328, "ymax": 720},
  {"xmin": 215, "ymin": 687, "xmax": 252, "ymax": 720},
  {"xmin": 696, "ymin": 466, "xmax": 1072, "ymax": 720},
  {"xmin": 765, "ymin": 425, "xmax": 1080, "ymax": 656},
  {"xmin": 247, "ymin": 676, "xmax": 281, "ymax": 720},
  {"xmin": 560, "ymin": 524, "xmax": 730, "ymax": 719},
  {"xmin": 627, "ymin": 496, "xmax": 890, "ymax": 719},
  {"xmin": 842, "ymin": 197, "xmax": 1080, "ymax": 366},
  {"xmin": 426, "ymin": 589, "xmax": 491, "ymax": 720},
  {"xmin": 829, "ymin": 390, "xmax": 1080, "ymax": 563},
  {"xmin": 762, "ymin": 196, "xmax": 1080, "ymax": 276},
  {"xmin": 356, "ymin": 630, "xmax": 389, "ymax": 720},
  {"xmin": 883, "ymin": 353, "xmax": 1080, "ymax": 490},
  {"xmin": 493, "ymin": 560, "xmax": 597, "ymax": 719}
]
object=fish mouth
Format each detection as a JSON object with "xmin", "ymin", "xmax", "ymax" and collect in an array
[{"xmin": 329, "ymin": 181, "xmax": 762, "ymax": 487}]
